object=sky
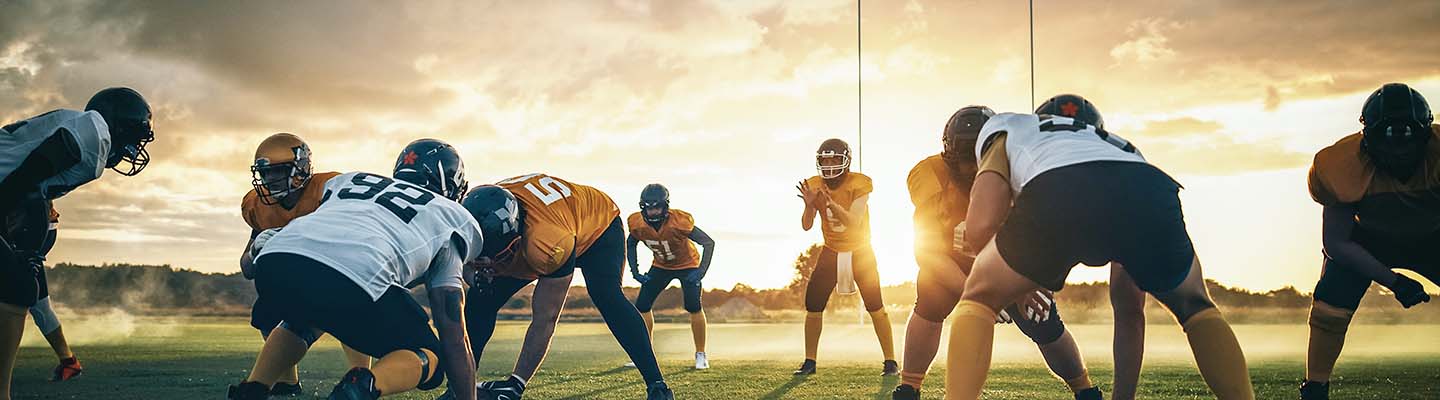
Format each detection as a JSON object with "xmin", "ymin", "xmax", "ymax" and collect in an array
[{"xmin": 3, "ymin": 0, "xmax": 1438, "ymax": 292}]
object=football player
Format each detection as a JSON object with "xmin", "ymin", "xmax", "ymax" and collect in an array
[
  {"xmin": 0, "ymin": 87, "xmax": 156, "ymax": 400},
  {"xmin": 945, "ymin": 94, "xmax": 1253, "ymax": 400},
  {"xmin": 1301, "ymin": 83, "xmax": 1438, "ymax": 400},
  {"xmin": 227, "ymin": 139, "xmax": 480, "ymax": 400},
  {"xmin": 462, "ymin": 174, "xmax": 674, "ymax": 400},
  {"xmin": 237, "ymin": 132, "xmax": 371, "ymax": 396},
  {"xmin": 23, "ymin": 209, "xmax": 82, "ymax": 382},
  {"xmin": 628, "ymin": 183, "xmax": 717, "ymax": 370},
  {"xmin": 793, "ymin": 138, "xmax": 898, "ymax": 376},
  {"xmin": 893, "ymin": 105, "xmax": 1110, "ymax": 400}
]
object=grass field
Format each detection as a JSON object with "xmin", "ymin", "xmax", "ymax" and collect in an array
[{"xmin": 10, "ymin": 316, "xmax": 1440, "ymax": 399}]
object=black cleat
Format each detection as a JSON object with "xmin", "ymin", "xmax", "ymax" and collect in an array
[
  {"xmin": 328, "ymin": 368, "xmax": 381, "ymax": 400},
  {"xmin": 1074, "ymin": 386, "xmax": 1104, "ymax": 400},
  {"xmin": 891, "ymin": 384, "xmax": 920, "ymax": 400},
  {"xmin": 793, "ymin": 359, "xmax": 817, "ymax": 375},
  {"xmin": 647, "ymin": 381, "xmax": 675, "ymax": 400},
  {"xmin": 227, "ymin": 381, "xmax": 270, "ymax": 400},
  {"xmin": 1300, "ymin": 380, "xmax": 1329, "ymax": 400},
  {"xmin": 50, "ymin": 357, "xmax": 83, "ymax": 382},
  {"xmin": 479, "ymin": 375, "xmax": 526, "ymax": 400},
  {"xmin": 881, "ymin": 360, "xmax": 900, "ymax": 376},
  {"xmin": 270, "ymin": 381, "xmax": 303, "ymax": 397}
]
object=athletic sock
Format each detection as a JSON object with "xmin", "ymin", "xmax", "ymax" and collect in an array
[
  {"xmin": 900, "ymin": 371, "xmax": 926, "ymax": 389},
  {"xmin": 1182, "ymin": 308, "xmax": 1255, "ymax": 400},
  {"xmin": 804, "ymin": 312, "xmax": 824, "ymax": 360},
  {"xmin": 899, "ymin": 311, "xmax": 943, "ymax": 390},
  {"xmin": 1063, "ymin": 370, "xmax": 1094, "ymax": 392},
  {"xmin": 690, "ymin": 312, "xmax": 707, "ymax": 353},
  {"xmin": 1305, "ymin": 302, "xmax": 1353, "ymax": 382},
  {"xmin": 946, "ymin": 300, "xmax": 997, "ymax": 400},
  {"xmin": 868, "ymin": 309, "xmax": 896, "ymax": 361}
]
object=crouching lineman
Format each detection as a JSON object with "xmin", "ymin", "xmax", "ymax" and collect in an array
[
  {"xmin": 1301, "ymin": 83, "xmax": 1438, "ymax": 400},
  {"xmin": 947, "ymin": 95, "xmax": 1254, "ymax": 400},
  {"xmin": 793, "ymin": 138, "xmax": 897, "ymax": 376},
  {"xmin": 227, "ymin": 139, "xmax": 482, "ymax": 400},
  {"xmin": 894, "ymin": 105, "xmax": 1110, "ymax": 400},
  {"xmin": 1, "ymin": 87, "xmax": 156, "ymax": 400},
  {"xmin": 629, "ymin": 183, "xmax": 717, "ymax": 370},
  {"xmin": 460, "ymin": 173, "xmax": 675, "ymax": 400},
  {"xmin": 237, "ymin": 132, "xmax": 371, "ymax": 396}
]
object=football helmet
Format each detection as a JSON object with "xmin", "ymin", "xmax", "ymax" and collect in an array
[
  {"xmin": 85, "ymin": 87, "xmax": 154, "ymax": 176},
  {"xmin": 393, "ymin": 138, "xmax": 468, "ymax": 201},
  {"xmin": 639, "ymin": 183, "xmax": 670, "ymax": 225},
  {"xmin": 1360, "ymin": 83, "xmax": 1433, "ymax": 180},
  {"xmin": 463, "ymin": 185, "xmax": 523, "ymax": 266},
  {"xmin": 1035, "ymin": 94, "xmax": 1104, "ymax": 129},
  {"xmin": 941, "ymin": 105, "xmax": 996, "ymax": 168},
  {"xmin": 816, "ymin": 138, "xmax": 851, "ymax": 180},
  {"xmin": 250, "ymin": 133, "xmax": 313, "ymax": 206}
]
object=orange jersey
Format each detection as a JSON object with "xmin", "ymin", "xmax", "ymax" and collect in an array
[
  {"xmin": 241, "ymin": 171, "xmax": 341, "ymax": 231},
  {"xmin": 493, "ymin": 173, "xmax": 620, "ymax": 279},
  {"xmin": 628, "ymin": 209, "xmax": 700, "ymax": 270},
  {"xmin": 805, "ymin": 172, "xmax": 873, "ymax": 251},
  {"xmin": 908, "ymin": 154, "xmax": 971, "ymax": 254},
  {"xmin": 1308, "ymin": 126, "xmax": 1440, "ymax": 237}
]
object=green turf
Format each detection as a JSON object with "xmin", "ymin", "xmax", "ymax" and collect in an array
[{"xmin": 10, "ymin": 318, "xmax": 1440, "ymax": 399}]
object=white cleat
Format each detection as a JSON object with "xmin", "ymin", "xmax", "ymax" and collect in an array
[
  {"xmin": 694, "ymin": 352, "xmax": 709, "ymax": 370},
  {"xmin": 623, "ymin": 361, "xmax": 637, "ymax": 368}
]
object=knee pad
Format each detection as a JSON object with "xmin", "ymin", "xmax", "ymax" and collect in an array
[
  {"xmin": 277, "ymin": 321, "xmax": 321, "ymax": 347},
  {"xmin": 28, "ymin": 296, "xmax": 61, "ymax": 335},
  {"xmin": 1014, "ymin": 305, "xmax": 1065, "ymax": 345},
  {"xmin": 414, "ymin": 348, "xmax": 446, "ymax": 391},
  {"xmin": 1309, "ymin": 302, "xmax": 1354, "ymax": 335}
]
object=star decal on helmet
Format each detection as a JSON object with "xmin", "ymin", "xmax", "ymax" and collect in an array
[
  {"xmin": 1060, "ymin": 102, "xmax": 1079, "ymax": 117},
  {"xmin": 402, "ymin": 150, "xmax": 419, "ymax": 165}
]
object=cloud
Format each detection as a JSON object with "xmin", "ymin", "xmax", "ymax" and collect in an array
[{"xmin": 1110, "ymin": 18, "xmax": 1181, "ymax": 65}]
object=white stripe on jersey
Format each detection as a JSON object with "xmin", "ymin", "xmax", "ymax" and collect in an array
[
  {"xmin": 976, "ymin": 113, "xmax": 1147, "ymax": 194},
  {"xmin": 0, "ymin": 109, "xmax": 111, "ymax": 199},
  {"xmin": 258, "ymin": 171, "xmax": 484, "ymax": 301}
]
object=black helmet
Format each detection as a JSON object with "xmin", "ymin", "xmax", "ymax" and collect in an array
[
  {"xmin": 639, "ymin": 183, "xmax": 670, "ymax": 225},
  {"xmin": 462, "ymin": 185, "xmax": 523, "ymax": 264},
  {"xmin": 941, "ymin": 105, "xmax": 995, "ymax": 167},
  {"xmin": 393, "ymin": 138, "xmax": 468, "ymax": 201},
  {"xmin": 85, "ymin": 87, "xmax": 154, "ymax": 176},
  {"xmin": 1036, "ymin": 94, "xmax": 1104, "ymax": 129},
  {"xmin": 1360, "ymin": 83, "xmax": 1434, "ymax": 180}
]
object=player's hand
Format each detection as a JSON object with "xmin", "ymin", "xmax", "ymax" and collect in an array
[
  {"xmin": 633, "ymin": 270, "xmax": 652, "ymax": 285},
  {"xmin": 994, "ymin": 308, "xmax": 1014, "ymax": 324},
  {"xmin": 1018, "ymin": 290, "xmax": 1055, "ymax": 323},
  {"xmin": 1391, "ymin": 273, "xmax": 1431, "ymax": 309},
  {"xmin": 467, "ymin": 261, "xmax": 497, "ymax": 291},
  {"xmin": 250, "ymin": 227, "xmax": 281, "ymax": 257}
]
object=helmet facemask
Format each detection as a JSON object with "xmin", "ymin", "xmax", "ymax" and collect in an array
[
  {"xmin": 816, "ymin": 151, "xmax": 850, "ymax": 180},
  {"xmin": 106, "ymin": 117, "xmax": 155, "ymax": 176},
  {"xmin": 251, "ymin": 158, "xmax": 313, "ymax": 206},
  {"xmin": 1360, "ymin": 83, "xmax": 1434, "ymax": 181}
]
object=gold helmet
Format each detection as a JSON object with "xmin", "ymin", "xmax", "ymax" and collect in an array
[{"xmin": 251, "ymin": 133, "xmax": 314, "ymax": 205}]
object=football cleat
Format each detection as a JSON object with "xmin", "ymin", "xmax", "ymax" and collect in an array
[
  {"xmin": 694, "ymin": 352, "xmax": 709, "ymax": 370},
  {"xmin": 50, "ymin": 357, "xmax": 83, "ymax": 382},
  {"xmin": 891, "ymin": 384, "xmax": 920, "ymax": 400},
  {"xmin": 328, "ymin": 368, "xmax": 381, "ymax": 400},
  {"xmin": 226, "ymin": 381, "xmax": 270, "ymax": 400},
  {"xmin": 793, "ymin": 359, "xmax": 817, "ymax": 375},
  {"xmin": 881, "ymin": 360, "xmax": 899, "ymax": 377},
  {"xmin": 1300, "ymin": 380, "xmax": 1330, "ymax": 400},
  {"xmin": 646, "ymin": 381, "xmax": 675, "ymax": 400},
  {"xmin": 270, "ymin": 381, "xmax": 303, "ymax": 397},
  {"xmin": 1074, "ymin": 386, "xmax": 1104, "ymax": 400},
  {"xmin": 478, "ymin": 375, "xmax": 526, "ymax": 400}
]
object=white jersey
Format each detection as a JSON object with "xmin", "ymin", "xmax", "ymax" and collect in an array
[
  {"xmin": 976, "ymin": 113, "xmax": 1146, "ymax": 193},
  {"xmin": 0, "ymin": 109, "xmax": 112, "ymax": 199},
  {"xmin": 259, "ymin": 171, "xmax": 484, "ymax": 300}
]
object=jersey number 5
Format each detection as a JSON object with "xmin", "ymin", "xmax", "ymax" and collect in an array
[{"xmin": 501, "ymin": 174, "xmax": 573, "ymax": 206}]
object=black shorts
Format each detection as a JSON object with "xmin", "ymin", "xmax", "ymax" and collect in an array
[
  {"xmin": 252, "ymin": 253, "xmax": 442, "ymax": 362},
  {"xmin": 0, "ymin": 200, "xmax": 50, "ymax": 308},
  {"xmin": 1314, "ymin": 230, "xmax": 1440, "ymax": 311},
  {"xmin": 996, "ymin": 161, "xmax": 1194, "ymax": 293},
  {"xmin": 633, "ymin": 267, "xmax": 704, "ymax": 313}
]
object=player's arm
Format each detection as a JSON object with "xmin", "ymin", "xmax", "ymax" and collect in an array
[
  {"xmin": 1109, "ymin": 263, "xmax": 1146, "ymax": 400},
  {"xmin": 824, "ymin": 194, "xmax": 866, "ymax": 228},
  {"xmin": 797, "ymin": 180, "xmax": 820, "ymax": 231},
  {"xmin": 688, "ymin": 226, "xmax": 716, "ymax": 281},
  {"xmin": 427, "ymin": 240, "xmax": 475, "ymax": 400},
  {"xmin": 0, "ymin": 127, "xmax": 80, "ymax": 211},
  {"xmin": 961, "ymin": 172, "xmax": 1011, "ymax": 255},
  {"xmin": 626, "ymin": 233, "xmax": 644, "ymax": 279},
  {"xmin": 1320, "ymin": 203, "xmax": 1398, "ymax": 287},
  {"xmin": 512, "ymin": 274, "xmax": 574, "ymax": 381},
  {"xmin": 239, "ymin": 229, "xmax": 260, "ymax": 279}
]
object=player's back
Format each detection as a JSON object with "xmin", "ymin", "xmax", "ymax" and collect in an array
[{"xmin": 260, "ymin": 171, "xmax": 482, "ymax": 300}]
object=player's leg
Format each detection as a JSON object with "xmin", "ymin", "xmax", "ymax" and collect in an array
[
  {"xmin": 680, "ymin": 273, "xmax": 707, "ymax": 368},
  {"xmin": 853, "ymin": 247, "xmax": 897, "ymax": 375},
  {"xmin": 341, "ymin": 343, "xmax": 371, "ymax": 370},
  {"xmin": 1011, "ymin": 301, "xmax": 1097, "ymax": 396},
  {"xmin": 318, "ymin": 285, "xmax": 446, "ymax": 399},
  {"xmin": 896, "ymin": 251, "xmax": 964, "ymax": 397},
  {"xmin": 2, "ymin": 208, "xmax": 45, "ymax": 400},
  {"xmin": 632, "ymin": 270, "xmax": 672, "ymax": 343},
  {"xmin": 1303, "ymin": 255, "xmax": 1369, "ymax": 392},
  {"xmin": 946, "ymin": 242, "xmax": 1050, "ymax": 400},
  {"xmin": 1148, "ymin": 256, "xmax": 1253, "ymax": 400},
  {"xmin": 578, "ymin": 218, "xmax": 668, "ymax": 392},
  {"xmin": 30, "ymin": 265, "xmax": 81, "ymax": 382},
  {"xmin": 465, "ymin": 276, "xmax": 533, "ymax": 364},
  {"xmin": 0, "ymin": 302, "xmax": 24, "ymax": 400},
  {"xmin": 798, "ymin": 247, "xmax": 838, "ymax": 374},
  {"xmin": 1108, "ymin": 263, "xmax": 1148, "ymax": 400}
]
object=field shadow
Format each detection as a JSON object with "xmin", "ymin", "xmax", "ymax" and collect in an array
[
  {"xmin": 759, "ymin": 375, "xmax": 810, "ymax": 400},
  {"xmin": 872, "ymin": 375, "xmax": 899, "ymax": 399}
]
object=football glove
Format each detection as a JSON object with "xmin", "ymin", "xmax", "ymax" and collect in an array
[
  {"xmin": 250, "ymin": 227, "xmax": 281, "ymax": 258},
  {"xmin": 1391, "ymin": 273, "xmax": 1431, "ymax": 309}
]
